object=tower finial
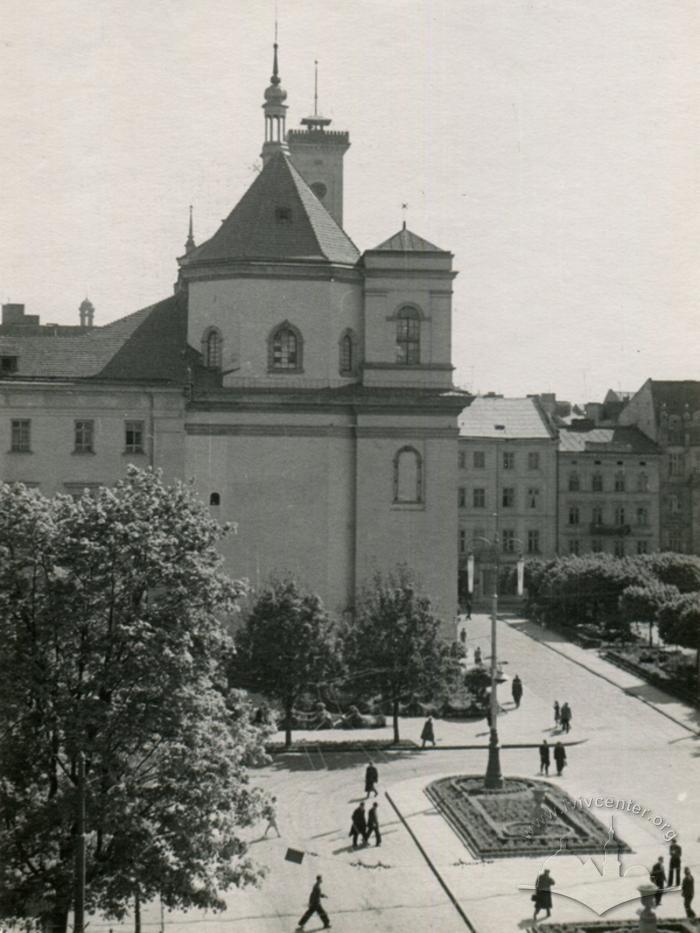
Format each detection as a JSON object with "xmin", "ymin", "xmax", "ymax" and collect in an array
[
  {"xmin": 271, "ymin": 17, "xmax": 280, "ymax": 85},
  {"xmin": 401, "ymin": 202, "xmax": 408, "ymax": 231},
  {"xmin": 185, "ymin": 204, "xmax": 196, "ymax": 254},
  {"xmin": 314, "ymin": 59, "xmax": 319, "ymax": 116}
]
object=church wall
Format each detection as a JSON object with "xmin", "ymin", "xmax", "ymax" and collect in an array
[
  {"xmin": 0, "ymin": 385, "xmax": 185, "ymax": 495},
  {"xmin": 184, "ymin": 416, "xmax": 356, "ymax": 613},
  {"xmin": 187, "ymin": 276, "xmax": 363, "ymax": 385}
]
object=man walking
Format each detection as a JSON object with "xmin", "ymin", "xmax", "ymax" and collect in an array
[
  {"xmin": 297, "ymin": 875, "xmax": 331, "ymax": 930},
  {"xmin": 532, "ymin": 868, "xmax": 555, "ymax": 922},
  {"xmin": 553, "ymin": 742, "xmax": 567, "ymax": 776},
  {"xmin": 350, "ymin": 801, "xmax": 368, "ymax": 848},
  {"xmin": 560, "ymin": 702, "xmax": 572, "ymax": 733},
  {"xmin": 262, "ymin": 795, "xmax": 281, "ymax": 838},
  {"xmin": 511, "ymin": 674, "xmax": 523, "ymax": 708},
  {"xmin": 421, "ymin": 716, "xmax": 436, "ymax": 748},
  {"xmin": 539, "ymin": 740, "xmax": 550, "ymax": 776},
  {"xmin": 669, "ymin": 839, "xmax": 682, "ymax": 887},
  {"xmin": 650, "ymin": 856, "xmax": 666, "ymax": 905},
  {"xmin": 553, "ymin": 701, "xmax": 560, "ymax": 727},
  {"xmin": 682, "ymin": 867, "xmax": 695, "ymax": 918},
  {"xmin": 367, "ymin": 802, "xmax": 381, "ymax": 847},
  {"xmin": 364, "ymin": 762, "xmax": 379, "ymax": 798}
]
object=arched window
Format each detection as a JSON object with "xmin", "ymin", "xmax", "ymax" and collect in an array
[
  {"xmin": 393, "ymin": 446, "xmax": 423, "ymax": 503},
  {"xmin": 209, "ymin": 492, "xmax": 221, "ymax": 506},
  {"xmin": 396, "ymin": 307, "xmax": 420, "ymax": 364},
  {"xmin": 203, "ymin": 328, "xmax": 223, "ymax": 370},
  {"xmin": 268, "ymin": 321, "xmax": 303, "ymax": 372},
  {"xmin": 339, "ymin": 329, "xmax": 357, "ymax": 375}
]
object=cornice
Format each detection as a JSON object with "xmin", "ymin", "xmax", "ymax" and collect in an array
[
  {"xmin": 185, "ymin": 422, "xmax": 458, "ymax": 440},
  {"xmin": 180, "ymin": 260, "xmax": 361, "ymax": 286}
]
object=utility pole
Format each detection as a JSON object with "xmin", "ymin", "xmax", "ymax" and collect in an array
[{"xmin": 74, "ymin": 751, "xmax": 86, "ymax": 933}]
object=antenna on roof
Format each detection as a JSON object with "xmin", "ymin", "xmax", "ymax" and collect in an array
[
  {"xmin": 314, "ymin": 59, "xmax": 319, "ymax": 116},
  {"xmin": 401, "ymin": 202, "xmax": 408, "ymax": 231}
]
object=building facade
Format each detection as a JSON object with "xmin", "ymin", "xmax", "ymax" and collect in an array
[
  {"xmin": 0, "ymin": 45, "xmax": 466, "ymax": 623},
  {"xmin": 457, "ymin": 396, "xmax": 558, "ymax": 599},
  {"xmin": 557, "ymin": 424, "xmax": 661, "ymax": 557},
  {"xmin": 618, "ymin": 379, "xmax": 700, "ymax": 555}
]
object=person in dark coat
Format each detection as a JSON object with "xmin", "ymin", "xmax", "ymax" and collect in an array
[
  {"xmin": 511, "ymin": 674, "xmax": 523, "ymax": 708},
  {"xmin": 365, "ymin": 762, "xmax": 379, "ymax": 798},
  {"xmin": 553, "ymin": 742, "xmax": 566, "ymax": 776},
  {"xmin": 553, "ymin": 701, "xmax": 560, "ymax": 727},
  {"xmin": 474, "ymin": 645, "xmax": 482, "ymax": 665},
  {"xmin": 682, "ymin": 867, "xmax": 695, "ymax": 918},
  {"xmin": 367, "ymin": 802, "xmax": 381, "ymax": 847},
  {"xmin": 350, "ymin": 802, "xmax": 367, "ymax": 848},
  {"xmin": 539, "ymin": 740, "xmax": 550, "ymax": 775},
  {"xmin": 560, "ymin": 702, "xmax": 572, "ymax": 733},
  {"xmin": 421, "ymin": 716, "xmax": 436, "ymax": 748},
  {"xmin": 650, "ymin": 856, "xmax": 666, "ymax": 905},
  {"xmin": 532, "ymin": 868, "xmax": 555, "ymax": 921},
  {"xmin": 668, "ymin": 839, "xmax": 682, "ymax": 887},
  {"xmin": 296, "ymin": 875, "xmax": 331, "ymax": 930}
]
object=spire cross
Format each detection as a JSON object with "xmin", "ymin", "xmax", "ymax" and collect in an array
[{"xmin": 401, "ymin": 202, "xmax": 408, "ymax": 230}]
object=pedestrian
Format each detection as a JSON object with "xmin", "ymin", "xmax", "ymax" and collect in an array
[
  {"xmin": 560, "ymin": 702, "xmax": 572, "ymax": 733},
  {"xmin": 539, "ymin": 740, "xmax": 550, "ymax": 776},
  {"xmin": 650, "ymin": 856, "xmax": 666, "ymax": 905},
  {"xmin": 421, "ymin": 716, "xmax": 436, "ymax": 748},
  {"xmin": 262, "ymin": 796, "xmax": 281, "ymax": 838},
  {"xmin": 367, "ymin": 802, "xmax": 381, "ymax": 847},
  {"xmin": 474, "ymin": 645, "xmax": 482, "ymax": 665},
  {"xmin": 364, "ymin": 761, "xmax": 379, "ymax": 798},
  {"xmin": 553, "ymin": 742, "xmax": 566, "ymax": 776},
  {"xmin": 553, "ymin": 701, "xmax": 560, "ymax": 727},
  {"xmin": 296, "ymin": 875, "xmax": 331, "ymax": 930},
  {"xmin": 350, "ymin": 801, "xmax": 367, "ymax": 848},
  {"xmin": 669, "ymin": 839, "xmax": 682, "ymax": 887},
  {"xmin": 682, "ymin": 867, "xmax": 695, "ymax": 918},
  {"xmin": 532, "ymin": 868, "xmax": 555, "ymax": 921},
  {"xmin": 511, "ymin": 674, "xmax": 523, "ymax": 708}
]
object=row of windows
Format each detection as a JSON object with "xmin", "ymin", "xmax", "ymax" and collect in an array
[
  {"xmin": 202, "ymin": 306, "xmax": 424, "ymax": 376},
  {"xmin": 458, "ymin": 486, "xmax": 541, "ymax": 509},
  {"xmin": 567, "ymin": 538, "xmax": 649, "ymax": 556},
  {"xmin": 568, "ymin": 471, "xmax": 648, "ymax": 492},
  {"xmin": 567, "ymin": 504, "xmax": 649, "ymax": 526},
  {"xmin": 9, "ymin": 419, "xmax": 145, "ymax": 455},
  {"xmin": 458, "ymin": 528, "xmax": 543, "ymax": 555},
  {"xmin": 458, "ymin": 450, "xmax": 541, "ymax": 471}
]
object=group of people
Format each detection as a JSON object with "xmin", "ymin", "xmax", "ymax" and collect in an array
[
  {"xmin": 350, "ymin": 800, "xmax": 382, "ymax": 848},
  {"xmin": 538, "ymin": 739, "xmax": 567, "ymax": 776},
  {"xmin": 650, "ymin": 843, "xmax": 695, "ymax": 917},
  {"xmin": 553, "ymin": 700, "xmax": 572, "ymax": 733}
]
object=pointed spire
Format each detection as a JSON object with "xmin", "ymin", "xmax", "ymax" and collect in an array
[
  {"xmin": 185, "ymin": 204, "xmax": 196, "ymax": 254},
  {"xmin": 262, "ymin": 24, "xmax": 289, "ymax": 165},
  {"xmin": 314, "ymin": 59, "xmax": 318, "ymax": 116}
]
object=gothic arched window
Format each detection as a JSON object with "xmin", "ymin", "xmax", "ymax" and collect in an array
[
  {"xmin": 268, "ymin": 321, "xmax": 303, "ymax": 372},
  {"xmin": 396, "ymin": 307, "xmax": 421, "ymax": 365},
  {"xmin": 393, "ymin": 446, "xmax": 423, "ymax": 504},
  {"xmin": 203, "ymin": 328, "xmax": 223, "ymax": 370},
  {"xmin": 339, "ymin": 329, "xmax": 357, "ymax": 375}
]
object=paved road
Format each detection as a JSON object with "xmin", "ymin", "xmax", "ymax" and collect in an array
[{"xmin": 89, "ymin": 613, "xmax": 700, "ymax": 933}]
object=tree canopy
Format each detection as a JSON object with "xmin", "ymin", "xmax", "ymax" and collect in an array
[
  {"xmin": 231, "ymin": 578, "xmax": 339, "ymax": 747},
  {"xmin": 339, "ymin": 569, "xmax": 457, "ymax": 742},
  {"xmin": 0, "ymin": 469, "xmax": 269, "ymax": 933}
]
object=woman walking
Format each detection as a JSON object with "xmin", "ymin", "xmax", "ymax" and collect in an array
[{"xmin": 532, "ymin": 868, "xmax": 555, "ymax": 922}]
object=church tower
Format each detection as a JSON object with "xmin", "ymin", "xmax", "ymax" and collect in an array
[
  {"xmin": 261, "ymin": 38, "xmax": 288, "ymax": 166},
  {"xmin": 287, "ymin": 62, "xmax": 350, "ymax": 227}
]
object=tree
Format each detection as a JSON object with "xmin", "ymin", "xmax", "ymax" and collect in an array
[
  {"xmin": 657, "ymin": 593, "xmax": 700, "ymax": 685},
  {"xmin": 641, "ymin": 553, "xmax": 700, "ymax": 593},
  {"xmin": 0, "ymin": 469, "xmax": 269, "ymax": 933},
  {"xmin": 619, "ymin": 582, "xmax": 681, "ymax": 646},
  {"xmin": 339, "ymin": 569, "xmax": 458, "ymax": 743},
  {"xmin": 232, "ymin": 579, "xmax": 339, "ymax": 747}
]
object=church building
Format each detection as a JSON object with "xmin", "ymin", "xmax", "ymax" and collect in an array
[{"xmin": 0, "ymin": 44, "xmax": 467, "ymax": 621}]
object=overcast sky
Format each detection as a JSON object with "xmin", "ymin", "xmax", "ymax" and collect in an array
[{"xmin": 1, "ymin": 0, "xmax": 698, "ymax": 401}]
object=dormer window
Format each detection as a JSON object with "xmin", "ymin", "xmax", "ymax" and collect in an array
[
  {"xmin": 275, "ymin": 206, "xmax": 292, "ymax": 224},
  {"xmin": 1, "ymin": 356, "xmax": 18, "ymax": 374}
]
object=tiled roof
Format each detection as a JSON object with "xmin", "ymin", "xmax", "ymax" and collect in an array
[
  {"xmin": 185, "ymin": 152, "xmax": 360, "ymax": 266},
  {"xmin": 370, "ymin": 225, "xmax": 446, "ymax": 253},
  {"xmin": 0, "ymin": 294, "xmax": 193, "ymax": 384},
  {"xmin": 649, "ymin": 380, "xmax": 700, "ymax": 413},
  {"xmin": 458, "ymin": 397, "xmax": 556, "ymax": 439},
  {"xmin": 558, "ymin": 425, "xmax": 660, "ymax": 454}
]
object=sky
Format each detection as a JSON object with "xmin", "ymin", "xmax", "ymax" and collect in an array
[{"xmin": 1, "ymin": 0, "xmax": 698, "ymax": 401}]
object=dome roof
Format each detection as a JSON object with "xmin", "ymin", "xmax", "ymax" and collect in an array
[{"xmin": 264, "ymin": 82, "xmax": 287, "ymax": 104}]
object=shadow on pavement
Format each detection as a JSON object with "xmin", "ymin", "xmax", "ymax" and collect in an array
[{"xmin": 267, "ymin": 747, "xmax": 424, "ymax": 772}]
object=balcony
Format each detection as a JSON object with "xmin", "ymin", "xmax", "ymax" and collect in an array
[{"xmin": 589, "ymin": 523, "xmax": 631, "ymax": 536}]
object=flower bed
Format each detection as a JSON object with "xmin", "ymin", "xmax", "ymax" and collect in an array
[
  {"xmin": 426, "ymin": 775, "xmax": 631, "ymax": 859},
  {"xmin": 527, "ymin": 922, "xmax": 694, "ymax": 933},
  {"xmin": 604, "ymin": 647, "xmax": 698, "ymax": 707},
  {"xmin": 267, "ymin": 738, "xmax": 417, "ymax": 753}
]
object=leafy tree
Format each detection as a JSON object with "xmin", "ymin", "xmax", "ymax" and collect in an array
[
  {"xmin": 232, "ymin": 579, "xmax": 339, "ymax": 747},
  {"xmin": 641, "ymin": 553, "xmax": 700, "ymax": 593},
  {"xmin": 339, "ymin": 569, "xmax": 458, "ymax": 742},
  {"xmin": 0, "ymin": 469, "xmax": 268, "ymax": 933},
  {"xmin": 619, "ymin": 582, "xmax": 681, "ymax": 646},
  {"xmin": 657, "ymin": 593, "xmax": 700, "ymax": 682}
]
